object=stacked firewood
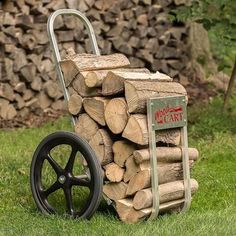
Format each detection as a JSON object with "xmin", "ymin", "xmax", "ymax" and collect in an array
[
  {"xmin": 61, "ymin": 51, "xmax": 199, "ymax": 223},
  {"xmin": 0, "ymin": 0, "xmax": 193, "ymax": 121}
]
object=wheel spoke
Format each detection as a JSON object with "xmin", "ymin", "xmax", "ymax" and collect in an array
[
  {"xmin": 71, "ymin": 176, "xmax": 91, "ymax": 188},
  {"xmin": 64, "ymin": 187, "xmax": 74, "ymax": 215},
  {"xmin": 65, "ymin": 146, "xmax": 77, "ymax": 172},
  {"xmin": 46, "ymin": 154, "xmax": 63, "ymax": 174},
  {"xmin": 43, "ymin": 181, "xmax": 61, "ymax": 197}
]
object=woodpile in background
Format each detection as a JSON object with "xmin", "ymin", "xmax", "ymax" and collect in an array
[
  {"xmin": 61, "ymin": 51, "xmax": 199, "ymax": 223},
  {"xmin": 0, "ymin": 0, "xmax": 194, "ymax": 122}
]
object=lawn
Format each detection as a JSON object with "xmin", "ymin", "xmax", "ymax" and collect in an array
[{"xmin": 0, "ymin": 96, "xmax": 236, "ymax": 236}]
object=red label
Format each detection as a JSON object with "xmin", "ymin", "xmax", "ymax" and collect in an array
[{"xmin": 155, "ymin": 104, "xmax": 183, "ymax": 125}]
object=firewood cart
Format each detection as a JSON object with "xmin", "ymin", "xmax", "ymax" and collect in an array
[{"xmin": 30, "ymin": 9, "xmax": 191, "ymax": 220}]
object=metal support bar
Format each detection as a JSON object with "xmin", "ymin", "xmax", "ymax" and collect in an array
[
  {"xmin": 147, "ymin": 100, "xmax": 160, "ymax": 220},
  {"xmin": 181, "ymin": 125, "xmax": 192, "ymax": 211},
  {"xmin": 47, "ymin": 9, "xmax": 100, "ymax": 126}
]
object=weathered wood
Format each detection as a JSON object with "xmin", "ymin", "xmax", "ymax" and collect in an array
[
  {"xmin": 116, "ymin": 198, "xmax": 185, "ymax": 223},
  {"xmin": 44, "ymin": 81, "xmax": 59, "ymax": 99},
  {"xmin": 122, "ymin": 114, "xmax": 181, "ymax": 146},
  {"xmin": 60, "ymin": 59, "xmax": 79, "ymax": 87},
  {"xmin": 83, "ymin": 68, "xmax": 149, "ymax": 88},
  {"xmin": 0, "ymin": 98, "xmax": 17, "ymax": 119},
  {"xmin": 126, "ymin": 161, "xmax": 193, "ymax": 195},
  {"xmin": 125, "ymin": 80, "xmax": 187, "ymax": 113},
  {"xmin": 68, "ymin": 94, "xmax": 83, "ymax": 115},
  {"xmin": 74, "ymin": 113, "xmax": 99, "ymax": 142},
  {"xmin": 103, "ymin": 182, "xmax": 128, "ymax": 201},
  {"xmin": 60, "ymin": 53, "xmax": 130, "ymax": 73},
  {"xmin": 104, "ymin": 98, "xmax": 129, "ymax": 134},
  {"xmin": 83, "ymin": 97, "xmax": 109, "ymax": 126},
  {"xmin": 102, "ymin": 70, "xmax": 172, "ymax": 96},
  {"xmin": 84, "ymin": 70, "xmax": 108, "ymax": 88},
  {"xmin": 31, "ymin": 76, "xmax": 42, "ymax": 91},
  {"xmin": 89, "ymin": 129, "xmax": 113, "ymax": 165},
  {"xmin": 133, "ymin": 147, "xmax": 199, "ymax": 163},
  {"xmin": 112, "ymin": 140, "xmax": 136, "ymax": 167},
  {"xmin": 123, "ymin": 155, "xmax": 140, "ymax": 183},
  {"xmin": 72, "ymin": 73, "xmax": 101, "ymax": 97},
  {"xmin": 0, "ymin": 83, "xmax": 14, "ymax": 101},
  {"xmin": 104, "ymin": 162, "xmax": 125, "ymax": 182},
  {"xmin": 133, "ymin": 179, "xmax": 198, "ymax": 210}
]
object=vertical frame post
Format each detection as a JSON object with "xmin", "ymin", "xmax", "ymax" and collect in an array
[{"xmin": 147, "ymin": 99, "xmax": 160, "ymax": 219}]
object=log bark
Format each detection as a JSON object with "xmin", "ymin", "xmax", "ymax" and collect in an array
[
  {"xmin": 83, "ymin": 97, "xmax": 109, "ymax": 126},
  {"xmin": 133, "ymin": 179, "xmax": 198, "ymax": 210},
  {"xmin": 133, "ymin": 147, "xmax": 199, "ymax": 164},
  {"xmin": 112, "ymin": 140, "xmax": 136, "ymax": 167},
  {"xmin": 104, "ymin": 162, "xmax": 125, "ymax": 182},
  {"xmin": 103, "ymin": 182, "xmax": 128, "ymax": 201},
  {"xmin": 124, "ymin": 80, "xmax": 187, "ymax": 113},
  {"xmin": 84, "ymin": 68, "xmax": 150, "ymax": 88},
  {"xmin": 126, "ymin": 161, "xmax": 193, "ymax": 195},
  {"xmin": 74, "ymin": 113, "xmax": 99, "ymax": 142},
  {"xmin": 123, "ymin": 155, "xmax": 140, "ymax": 183},
  {"xmin": 104, "ymin": 97, "xmax": 129, "ymax": 134},
  {"xmin": 102, "ymin": 70, "xmax": 172, "ymax": 96},
  {"xmin": 68, "ymin": 94, "xmax": 83, "ymax": 115},
  {"xmin": 60, "ymin": 53, "xmax": 130, "ymax": 75},
  {"xmin": 116, "ymin": 198, "xmax": 185, "ymax": 223},
  {"xmin": 122, "ymin": 114, "xmax": 181, "ymax": 146},
  {"xmin": 89, "ymin": 129, "xmax": 113, "ymax": 165}
]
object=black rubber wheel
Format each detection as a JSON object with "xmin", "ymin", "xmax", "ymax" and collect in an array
[{"xmin": 30, "ymin": 131, "xmax": 103, "ymax": 220}]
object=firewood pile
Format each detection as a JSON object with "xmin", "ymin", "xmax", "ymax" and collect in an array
[
  {"xmin": 0, "ymin": 0, "xmax": 193, "ymax": 121},
  {"xmin": 61, "ymin": 51, "xmax": 199, "ymax": 223}
]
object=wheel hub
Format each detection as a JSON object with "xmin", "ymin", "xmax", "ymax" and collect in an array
[{"xmin": 58, "ymin": 175, "xmax": 66, "ymax": 184}]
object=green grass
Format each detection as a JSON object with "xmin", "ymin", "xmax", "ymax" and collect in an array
[{"xmin": 0, "ymin": 96, "xmax": 236, "ymax": 236}]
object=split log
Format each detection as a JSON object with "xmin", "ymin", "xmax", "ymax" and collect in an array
[
  {"xmin": 122, "ymin": 114, "xmax": 180, "ymax": 145},
  {"xmin": 104, "ymin": 98, "xmax": 129, "ymax": 134},
  {"xmin": 89, "ymin": 129, "xmax": 113, "ymax": 165},
  {"xmin": 133, "ymin": 179, "xmax": 198, "ymax": 210},
  {"xmin": 84, "ymin": 68, "xmax": 149, "ymax": 88},
  {"xmin": 123, "ymin": 155, "xmax": 140, "ymax": 183},
  {"xmin": 72, "ymin": 73, "xmax": 101, "ymax": 97},
  {"xmin": 124, "ymin": 80, "xmax": 187, "ymax": 113},
  {"xmin": 126, "ymin": 161, "xmax": 193, "ymax": 195},
  {"xmin": 68, "ymin": 94, "xmax": 83, "ymax": 115},
  {"xmin": 104, "ymin": 163, "xmax": 125, "ymax": 182},
  {"xmin": 0, "ymin": 99, "xmax": 17, "ymax": 119},
  {"xmin": 60, "ymin": 59, "xmax": 79, "ymax": 87},
  {"xmin": 84, "ymin": 70, "xmax": 108, "ymax": 88},
  {"xmin": 133, "ymin": 147, "xmax": 199, "ymax": 164},
  {"xmin": 103, "ymin": 182, "xmax": 128, "ymax": 201},
  {"xmin": 102, "ymin": 71, "xmax": 172, "ymax": 96},
  {"xmin": 112, "ymin": 140, "xmax": 136, "ymax": 167},
  {"xmin": 116, "ymin": 198, "xmax": 185, "ymax": 223},
  {"xmin": 60, "ymin": 53, "xmax": 130, "ymax": 83},
  {"xmin": 83, "ymin": 97, "xmax": 109, "ymax": 126},
  {"xmin": 74, "ymin": 113, "xmax": 99, "ymax": 142}
]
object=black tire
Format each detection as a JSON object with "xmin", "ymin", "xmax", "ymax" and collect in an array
[{"xmin": 30, "ymin": 131, "xmax": 103, "ymax": 220}]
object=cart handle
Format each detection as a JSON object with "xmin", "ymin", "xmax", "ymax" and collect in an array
[{"xmin": 47, "ymin": 9, "xmax": 100, "ymax": 126}]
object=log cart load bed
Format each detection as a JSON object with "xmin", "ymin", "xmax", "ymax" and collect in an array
[{"xmin": 30, "ymin": 9, "xmax": 199, "ymax": 223}]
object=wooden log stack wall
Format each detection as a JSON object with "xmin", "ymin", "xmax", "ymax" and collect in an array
[
  {"xmin": 61, "ymin": 51, "xmax": 199, "ymax": 223},
  {"xmin": 0, "ymin": 0, "xmax": 193, "ymax": 121}
]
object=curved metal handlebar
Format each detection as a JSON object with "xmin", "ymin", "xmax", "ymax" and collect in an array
[{"xmin": 47, "ymin": 9, "xmax": 100, "ymax": 126}]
